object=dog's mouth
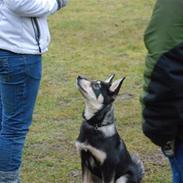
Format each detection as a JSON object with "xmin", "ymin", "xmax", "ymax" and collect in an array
[
  {"xmin": 77, "ymin": 76, "xmax": 88, "ymax": 95},
  {"xmin": 77, "ymin": 81, "xmax": 87, "ymax": 94}
]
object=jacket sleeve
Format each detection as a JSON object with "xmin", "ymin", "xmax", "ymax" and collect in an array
[{"xmin": 4, "ymin": 0, "xmax": 68, "ymax": 17}]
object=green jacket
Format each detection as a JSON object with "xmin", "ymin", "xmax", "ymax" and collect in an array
[{"xmin": 141, "ymin": 0, "xmax": 183, "ymax": 146}]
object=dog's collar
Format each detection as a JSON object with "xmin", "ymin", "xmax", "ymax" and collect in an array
[
  {"xmin": 92, "ymin": 121, "xmax": 114, "ymax": 130},
  {"xmin": 82, "ymin": 104, "xmax": 114, "ymax": 129}
]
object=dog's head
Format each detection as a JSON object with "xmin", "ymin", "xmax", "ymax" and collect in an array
[{"xmin": 76, "ymin": 74, "xmax": 125, "ymax": 120}]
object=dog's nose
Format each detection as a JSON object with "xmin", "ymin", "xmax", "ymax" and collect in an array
[
  {"xmin": 77, "ymin": 75, "xmax": 87, "ymax": 80},
  {"xmin": 77, "ymin": 75, "xmax": 82, "ymax": 80},
  {"xmin": 77, "ymin": 75, "xmax": 88, "ymax": 81}
]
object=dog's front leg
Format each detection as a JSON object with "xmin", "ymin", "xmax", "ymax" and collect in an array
[
  {"xmin": 102, "ymin": 175, "xmax": 115, "ymax": 183},
  {"xmin": 80, "ymin": 151, "xmax": 94, "ymax": 183},
  {"xmin": 101, "ymin": 166, "xmax": 115, "ymax": 183},
  {"xmin": 102, "ymin": 176, "xmax": 115, "ymax": 183},
  {"xmin": 82, "ymin": 164, "xmax": 93, "ymax": 183},
  {"xmin": 85, "ymin": 144, "xmax": 107, "ymax": 165}
]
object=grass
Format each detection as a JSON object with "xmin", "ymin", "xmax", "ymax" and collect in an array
[{"xmin": 21, "ymin": 0, "xmax": 171, "ymax": 182}]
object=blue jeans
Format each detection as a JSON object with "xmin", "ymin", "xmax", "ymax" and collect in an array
[
  {"xmin": 169, "ymin": 140, "xmax": 183, "ymax": 183},
  {"xmin": 0, "ymin": 50, "xmax": 41, "ymax": 180}
]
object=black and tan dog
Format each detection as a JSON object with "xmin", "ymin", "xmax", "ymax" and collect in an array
[{"xmin": 76, "ymin": 74, "xmax": 144, "ymax": 183}]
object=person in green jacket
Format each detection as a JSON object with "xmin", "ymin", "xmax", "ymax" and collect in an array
[{"xmin": 141, "ymin": 0, "xmax": 183, "ymax": 182}]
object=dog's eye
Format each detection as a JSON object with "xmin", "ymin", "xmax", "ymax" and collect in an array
[{"xmin": 92, "ymin": 83, "xmax": 101, "ymax": 90}]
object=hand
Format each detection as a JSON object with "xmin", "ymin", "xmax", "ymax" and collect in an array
[
  {"xmin": 59, "ymin": 0, "xmax": 68, "ymax": 7},
  {"xmin": 57, "ymin": 0, "xmax": 68, "ymax": 10},
  {"xmin": 161, "ymin": 140, "xmax": 175, "ymax": 158}
]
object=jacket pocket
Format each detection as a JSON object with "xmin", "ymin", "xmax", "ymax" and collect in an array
[
  {"xmin": 37, "ymin": 16, "xmax": 50, "ymax": 49},
  {"xmin": 31, "ymin": 17, "xmax": 41, "ymax": 53}
]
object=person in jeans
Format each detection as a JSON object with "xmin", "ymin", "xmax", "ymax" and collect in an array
[
  {"xmin": 141, "ymin": 0, "xmax": 183, "ymax": 182},
  {"xmin": 0, "ymin": 0, "xmax": 68, "ymax": 182}
]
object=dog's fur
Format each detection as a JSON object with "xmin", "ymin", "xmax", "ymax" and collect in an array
[{"xmin": 76, "ymin": 74, "xmax": 144, "ymax": 183}]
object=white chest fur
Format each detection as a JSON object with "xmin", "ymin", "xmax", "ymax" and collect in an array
[{"xmin": 97, "ymin": 123, "xmax": 116, "ymax": 137}]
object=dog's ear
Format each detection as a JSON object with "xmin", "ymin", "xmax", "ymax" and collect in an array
[
  {"xmin": 109, "ymin": 77, "xmax": 125, "ymax": 98},
  {"xmin": 104, "ymin": 74, "xmax": 115, "ymax": 85}
]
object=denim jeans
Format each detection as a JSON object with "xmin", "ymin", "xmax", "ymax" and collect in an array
[
  {"xmin": 169, "ymin": 140, "xmax": 183, "ymax": 183},
  {"xmin": 0, "ymin": 50, "xmax": 42, "ymax": 182}
]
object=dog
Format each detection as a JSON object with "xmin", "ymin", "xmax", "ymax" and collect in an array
[{"xmin": 76, "ymin": 74, "xmax": 144, "ymax": 183}]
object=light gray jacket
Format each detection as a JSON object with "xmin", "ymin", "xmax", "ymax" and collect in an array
[{"xmin": 0, "ymin": 0, "xmax": 67, "ymax": 54}]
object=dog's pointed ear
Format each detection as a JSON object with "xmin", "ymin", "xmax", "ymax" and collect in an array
[
  {"xmin": 104, "ymin": 74, "xmax": 115, "ymax": 85},
  {"xmin": 109, "ymin": 77, "xmax": 125, "ymax": 97}
]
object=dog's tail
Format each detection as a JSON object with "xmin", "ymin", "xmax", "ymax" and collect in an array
[{"xmin": 131, "ymin": 154, "xmax": 144, "ymax": 182}]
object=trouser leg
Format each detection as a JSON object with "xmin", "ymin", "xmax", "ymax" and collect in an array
[
  {"xmin": 169, "ymin": 140, "xmax": 183, "ymax": 183},
  {"xmin": 0, "ymin": 51, "xmax": 41, "ymax": 182}
]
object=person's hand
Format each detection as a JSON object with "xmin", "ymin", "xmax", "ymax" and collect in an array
[
  {"xmin": 161, "ymin": 140, "xmax": 175, "ymax": 158},
  {"xmin": 57, "ymin": 0, "xmax": 68, "ymax": 10}
]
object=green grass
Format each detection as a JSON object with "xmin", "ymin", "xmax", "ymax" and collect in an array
[{"xmin": 21, "ymin": 0, "xmax": 171, "ymax": 182}]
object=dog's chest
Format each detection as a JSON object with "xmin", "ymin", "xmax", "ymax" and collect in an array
[
  {"xmin": 79, "ymin": 122, "xmax": 116, "ymax": 139},
  {"xmin": 76, "ymin": 122, "xmax": 116, "ymax": 165}
]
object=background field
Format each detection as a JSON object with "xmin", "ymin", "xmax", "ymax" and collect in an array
[{"xmin": 21, "ymin": 0, "xmax": 171, "ymax": 182}]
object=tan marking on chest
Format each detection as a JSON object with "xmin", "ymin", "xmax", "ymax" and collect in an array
[{"xmin": 75, "ymin": 141, "xmax": 106, "ymax": 164}]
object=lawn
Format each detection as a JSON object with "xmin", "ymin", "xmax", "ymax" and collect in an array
[{"xmin": 21, "ymin": 0, "xmax": 171, "ymax": 182}]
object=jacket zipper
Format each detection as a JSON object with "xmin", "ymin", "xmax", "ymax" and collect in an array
[{"xmin": 31, "ymin": 17, "xmax": 41, "ymax": 53}]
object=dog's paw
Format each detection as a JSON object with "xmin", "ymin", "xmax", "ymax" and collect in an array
[
  {"xmin": 75, "ymin": 141, "xmax": 88, "ymax": 152},
  {"xmin": 75, "ymin": 141, "xmax": 81, "ymax": 152}
]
